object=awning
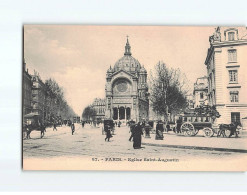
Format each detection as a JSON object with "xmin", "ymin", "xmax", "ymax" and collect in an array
[{"xmin": 24, "ymin": 112, "xmax": 39, "ymax": 118}]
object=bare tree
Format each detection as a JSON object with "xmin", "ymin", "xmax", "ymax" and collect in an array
[{"xmin": 149, "ymin": 61, "xmax": 189, "ymax": 122}]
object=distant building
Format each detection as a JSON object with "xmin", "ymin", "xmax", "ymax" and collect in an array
[
  {"xmin": 31, "ymin": 71, "xmax": 46, "ymax": 124},
  {"xmin": 92, "ymin": 98, "xmax": 106, "ymax": 121},
  {"xmin": 193, "ymin": 76, "xmax": 208, "ymax": 108},
  {"xmin": 205, "ymin": 26, "xmax": 247, "ymax": 126},
  {"xmin": 22, "ymin": 59, "xmax": 32, "ymax": 119}
]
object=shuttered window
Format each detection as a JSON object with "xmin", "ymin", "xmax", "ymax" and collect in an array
[
  {"xmin": 229, "ymin": 70, "xmax": 238, "ymax": 83},
  {"xmin": 230, "ymin": 91, "xmax": 239, "ymax": 102},
  {"xmin": 231, "ymin": 112, "xmax": 240, "ymax": 124},
  {"xmin": 228, "ymin": 49, "xmax": 237, "ymax": 62},
  {"xmin": 228, "ymin": 32, "xmax": 235, "ymax": 41}
]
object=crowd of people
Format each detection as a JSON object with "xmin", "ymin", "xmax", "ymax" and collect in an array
[{"xmin": 102, "ymin": 119, "xmax": 168, "ymax": 149}]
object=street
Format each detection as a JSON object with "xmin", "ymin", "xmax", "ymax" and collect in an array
[{"xmin": 23, "ymin": 124, "xmax": 247, "ymax": 171}]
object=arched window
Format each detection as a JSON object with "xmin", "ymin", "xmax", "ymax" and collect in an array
[{"xmin": 200, "ymin": 92, "xmax": 204, "ymax": 99}]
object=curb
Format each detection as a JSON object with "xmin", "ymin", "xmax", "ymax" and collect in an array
[{"xmin": 142, "ymin": 142, "xmax": 247, "ymax": 153}]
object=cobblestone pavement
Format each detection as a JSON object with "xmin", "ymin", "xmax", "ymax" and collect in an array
[{"xmin": 23, "ymin": 124, "xmax": 245, "ymax": 160}]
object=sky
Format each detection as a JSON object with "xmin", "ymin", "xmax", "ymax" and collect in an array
[{"xmin": 24, "ymin": 25, "xmax": 216, "ymax": 116}]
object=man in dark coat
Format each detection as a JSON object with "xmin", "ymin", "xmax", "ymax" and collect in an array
[
  {"xmin": 133, "ymin": 122, "xmax": 143, "ymax": 149},
  {"xmin": 155, "ymin": 121, "xmax": 164, "ymax": 140},
  {"xmin": 40, "ymin": 123, "xmax": 46, "ymax": 138},
  {"xmin": 176, "ymin": 117, "xmax": 182, "ymax": 134},
  {"xmin": 53, "ymin": 122, "xmax": 57, "ymax": 131},
  {"xmin": 105, "ymin": 125, "xmax": 112, "ymax": 142},
  {"xmin": 71, "ymin": 123, "xmax": 75, "ymax": 135}
]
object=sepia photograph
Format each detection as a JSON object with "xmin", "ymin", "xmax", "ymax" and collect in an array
[{"xmin": 22, "ymin": 25, "xmax": 247, "ymax": 171}]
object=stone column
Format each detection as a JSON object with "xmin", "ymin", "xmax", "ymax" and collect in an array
[
  {"xmin": 125, "ymin": 107, "xmax": 127, "ymax": 122},
  {"xmin": 117, "ymin": 107, "xmax": 120, "ymax": 120}
]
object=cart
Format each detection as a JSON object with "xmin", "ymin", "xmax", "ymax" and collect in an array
[
  {"xmin": 177, "ymin": 114, "xmax": 216, "ymax": 137},
  {"xmin": 102, "ymin": 119, "xmax": 115, "ymax": 135}
]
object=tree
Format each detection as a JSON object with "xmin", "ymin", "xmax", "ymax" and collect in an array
[
  {"xmin": 82, "ymin": 105, "xmax": 96, "ymax": 121},
  {"xmin": 44, "ymin": 78, "xmax": 77, "ymax": 122},
  {"xmin": 149, "ymin": 61, "xmax": 189, "ymax": 121}
]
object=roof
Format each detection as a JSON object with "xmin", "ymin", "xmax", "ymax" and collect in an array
[
  {"xmin": 113, "ymin": 55, "xmax": 141, "ymax": 72},
  {"xmin": 24, "ymin": 112, "xmax": 39, "ymax": 118}
]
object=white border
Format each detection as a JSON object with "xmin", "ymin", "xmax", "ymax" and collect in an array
[{"xmin": 0, "ymin": 0, "xmax": 247, "ymax": 192}]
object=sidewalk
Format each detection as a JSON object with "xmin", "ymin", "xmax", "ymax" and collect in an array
[{"xmin": 142, "ymin": 130, "xmax": 247, "ymax": 153}]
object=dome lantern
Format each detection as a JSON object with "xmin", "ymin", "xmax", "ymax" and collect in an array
[{"xmin": 124, "ymin": 35, "xmax": 132, "ymax": 56}]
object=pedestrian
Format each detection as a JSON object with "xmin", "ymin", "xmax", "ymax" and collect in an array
[
  {"xmin": 71, "ymin": 123, "xmax": 75, "ymax": 135},
  {"xmin": 26, "ymin": 124, "xmax": 31, "ymax": 139},
  {"xmin": 166, "ymin": 124, "xmax": 171, "ymax": 132},
  {"xmin": 176, "ymin": 117, "xmax": 182, "ymax": 134},
  {"xmin": 105, "ymin": 125, "xmax": 112, "ymax": 142},
  {"xmin": 40, "ymin": 123, "xmax": 46, "ymax": 138},
  {"xmin": 155, "ymin": 121, "xmax": 164, "ymax": 140},
  {"xmin": 129, "ymin": 121, "xmax": 135, "ymax": 141},
  {"xmin": 144, "ymin": 123, "xmax": 151, "ymax": 138},
  {"xmin": 133, "ymin": 122, "xmax": 143, "ymax": 149},
  {"xmin": 53, "ymin": 122, "xmax": 57, "ymax": 131}
]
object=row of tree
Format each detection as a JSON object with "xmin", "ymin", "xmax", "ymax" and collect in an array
[{"xmin": 44, "ymin": 78, "xmax": 77, "ymax": 122}]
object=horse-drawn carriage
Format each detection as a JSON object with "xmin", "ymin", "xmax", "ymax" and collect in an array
[
  {"xmin": 176, "ymin": 113, "xmax": 216, "ymax": 137},
  {"xmin": 23, "ymin": 113, "xmax": 45, "ymax": 139},
  {"xmin": 102, "ymin": 119, "xmax": 115, "ymax": 135}
]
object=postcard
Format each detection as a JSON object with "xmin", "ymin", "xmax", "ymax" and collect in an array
[{"xmin": 22, "ymin": 25, "xmax": 247, "ymax": 171}]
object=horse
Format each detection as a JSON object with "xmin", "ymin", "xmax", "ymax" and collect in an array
[
  {"xmin": 25, "ymin": 124, "xmax": 46, "ymax": 139},
  {"xmin": 217, "ymin": 122, "xmax": 241, "ymax": 138}
]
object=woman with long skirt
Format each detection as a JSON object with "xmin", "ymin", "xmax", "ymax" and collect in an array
[{"xmin": 133, "ymin": 122, "xmax": 143, "ymax": 149}]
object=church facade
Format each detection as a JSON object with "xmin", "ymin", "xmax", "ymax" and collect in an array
[{"xmin": 104, "ymin": 38, "xmax": 149, "ymax": 122}]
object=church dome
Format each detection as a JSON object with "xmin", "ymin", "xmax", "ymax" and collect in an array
[
  {"xmin": 114, "ymin": 55, "xmax": 141, "ymax": 71},
  {"xmin": 113, "ymin": 37, "xmax": 141, "ymax": 72}
]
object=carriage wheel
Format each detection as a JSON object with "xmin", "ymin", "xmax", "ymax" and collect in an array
[
  {"xmin": 181, "ymin": 122, "xmax": 195, "ymax": 136},
  {"xmin": 203, "ymin": 127, "xmax": 214, "ymax": 137},
  {"xmin": 192, "ymin": 129, "xmax": 199, "ymax": 136}
]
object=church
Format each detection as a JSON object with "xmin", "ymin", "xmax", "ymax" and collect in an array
[{"xmin": 104, "ymin": 37, "xmax": 149, "ymax": 122}]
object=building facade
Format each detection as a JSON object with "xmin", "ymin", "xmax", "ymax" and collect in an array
[
  {"xmin": 185, "ymin": 94, "xmax": 195, "ymax": 109},
  {"xmin": 205, "ymin": 26, "xmax": 247, "ymax": 126},
  {"xmin": 31, "ymin": 71, "xmax": 46, "ymax": 124},
  {"xmin": 92, "ymin": 98, "xmax": 106, "ymax": 121},
  {"xmin": 193, "ymin": 76, "xmax": 208, "ymax": 108},
  {"xmin": 22, "ymin": 59, "xmax": 32, "ymax": 117},
  {"xmin": 105, "ymin": 38, "xmax": 149, "ymax": 122}
]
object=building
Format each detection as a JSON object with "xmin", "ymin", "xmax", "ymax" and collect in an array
[
  {"xmin": 31, "ymin": 70, "xmax": 46, "ymax": 124},
  {"xmin": 92, "ymin": 98, "xmax": 106, "ymax": 121},
  {"xmin": 185, "ymin": 94, "xmax": 195, "ymax": 109},
  {"xmin": 193, "ymin": 76, "xmax": 208, "ymax": 107},
  {"xmin": 104, "ymin": 37, "xmax": 149, "ymax": 122},
  {"xmin": 22, "ymin": 59, "xmax": 32, "ymax": 118},
  {"xmin": 205, "ymin": 26, "xmax": 247, "ymax": 126}
]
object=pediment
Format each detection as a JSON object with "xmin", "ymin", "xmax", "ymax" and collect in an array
[{"xmin": 111, "ymin": 69, "xmax": 137, "ymax": 79}]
